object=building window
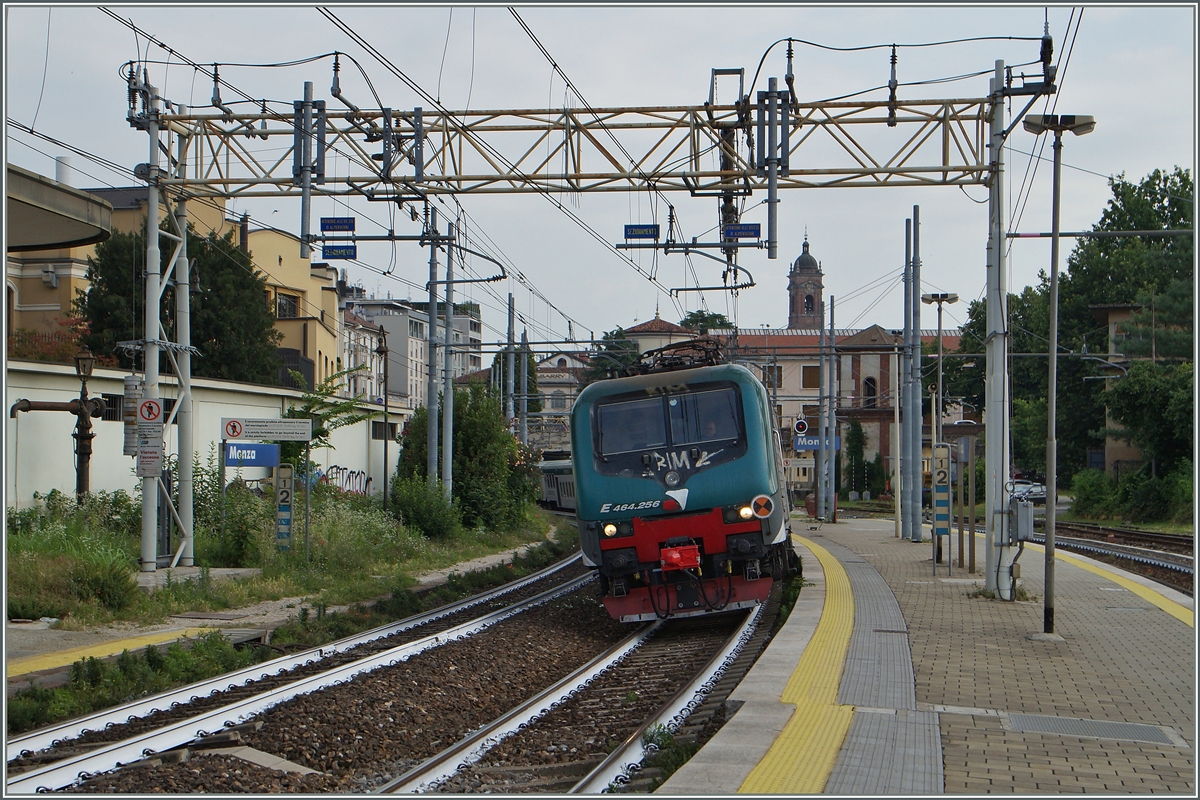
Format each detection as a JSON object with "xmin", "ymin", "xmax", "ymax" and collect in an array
[
  {"xmin": 804, "ymin": 294, "xmax": 814, "ymax": 314},
  {"xmin": 372, "ymin": 421, "xmax": 398, "ymax": 440},
  {"xmin": 551, "ymin": 390, "xmax": 566, "ymax": 409},
  {"xmin": 557, "ymin": 357, "xmax": 567, "ymax": 368},
  {"xmin": 863, "ymin": 377, "xmax": 877, "ymax": 408},
  {"xmin": 277, "ymin": 293, "xmax": 299, "ymax": 319},
  {"xmin": 802, "ymin": 365, "xmax": 820, "ymax": 389},
  {"xmin": 761, "ymin": 365, "xmax": 782, "ymax": 388}
]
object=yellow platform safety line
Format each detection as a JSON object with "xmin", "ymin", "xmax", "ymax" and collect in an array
[
  {"xmin": 739, "ymin": 535, "xmax": 856, "ymax": 794},
  {"xmin": 7, "ymin": 628, "xmax": 215, "ymax": 677},
  {"xmin": 1021, "ymin": 540, "xmax": 1194, "ymax": 628}
]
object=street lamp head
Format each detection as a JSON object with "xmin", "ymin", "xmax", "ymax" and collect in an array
[
  {"xmin": 74, "ymin": 347, "xmax": 96, "ymax": 381},
  {"xmin": 920, "ymin": 292, "xmax": 959, "ymax": 305},
  {"xmin": 1023, "ymin": 113, "xmax": 1095, "ymax": 136}
]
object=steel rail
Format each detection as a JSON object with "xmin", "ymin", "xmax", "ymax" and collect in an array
[
  {"xmin": 377, "ymin": 621, "xmax": 663, "ymax": 794},
  {"xmin": 6, "ymin": 574, "xmax": 592, "ymax": 794},
  {"xmin": 571, "ymin": 603, "xmax": 764, "ymax": 793},
  {"xmin": 8, "ymin": 553, "xmax": 582, "ymax": 760},
  {"xmin": 1029, "ymin": 534, "xmax": 1194, "ymax": 573}
]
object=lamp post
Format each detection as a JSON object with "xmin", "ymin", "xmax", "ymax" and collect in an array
[
  {"xmin": 920, "ymin": 292, "xmax": 958, "ymax": 446},
  {"xmin": 72, "ymin": 347, "xmax": 98, "ymax": 504},
  {"xmin": 376, "ymin": 330, "xmax": 390, "ymax": 513},
  {"xmin": 1023, "ymin": 112, "xmax": 1095, "ymax": 635}
]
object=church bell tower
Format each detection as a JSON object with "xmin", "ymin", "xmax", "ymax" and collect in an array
[{"xmin": 787, "ymin": 237, "xmax": 824, "ymax": 329}]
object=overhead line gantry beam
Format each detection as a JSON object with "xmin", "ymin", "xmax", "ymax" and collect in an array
[{"xmin": 154, "ymin": 98, "xmax": 990, "ymax": 199}]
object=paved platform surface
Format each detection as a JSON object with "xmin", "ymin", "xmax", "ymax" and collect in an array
[{"xmin": 660, "ymin": 516, "xmax": 1195, "ymax": 794}]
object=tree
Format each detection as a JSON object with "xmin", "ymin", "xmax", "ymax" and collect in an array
[
  {"xmin": 75, "ymin": 226, "xmax": 283, "ymax": 383},
  {"xmin": 281, "ymin": 365, "xmax": 378, "ymax": 467},
  {"xmin": 1117, "ymin": 278, "xmax": 1193, "ymax": 362},
  {"xmin": 941, "ymin": 167, "xmax": 1192, "ymax": 483},
  {"xmin": 842, "ymin": 418, "xmax": 866, "ymax": 496},
  {"xmin": 1103, "ymin": 361, "xmax": 1193, "ymax": 476},
  {"xmin": 397, "ymin": 381, "xmax": 537, "ymax": 530},
  {"xmin": 678, "ymin": 310, "xmax": 732, "ymax": 333},
  {"xmin": 581, "ymin": 328, "xmax": 639, "ymax": 384}
]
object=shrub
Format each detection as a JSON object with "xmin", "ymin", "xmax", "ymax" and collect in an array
[
  {"xmin": 1069, "ymin": 469, "xmax": 1117, "ymax": 518},
  {"xmin": 1115, "ymin": 467, "xmax": 1169, "ymax": 523},
  {"xmin": 1165, "ymin": 459, "xmax": 1193, "ymax": 524},
  {"xmin": 68, "ymin": 556, "xmax": 139, "ymax": 612},
  {"xmin": 390, "ymin": 476, "xmax": 462, "ymax": 540}
]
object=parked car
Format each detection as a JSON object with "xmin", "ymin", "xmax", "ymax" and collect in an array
[{"xmin": 1011, "ymin": 480, "xmax": 1047, "ymax": 505}]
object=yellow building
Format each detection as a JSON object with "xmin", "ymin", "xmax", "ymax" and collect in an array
[
  {"xmin": 233, "ymin": 223, "xmax": 341, "ymax": 389},
  {"xmin": 7, "ymin": 170, "xmax": 342, "ymax": 391}
]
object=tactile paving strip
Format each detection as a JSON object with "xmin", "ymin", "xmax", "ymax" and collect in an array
[
  {"xmin": 1007, "ymin": 713, "xmax": 1179, "ymax": 746},
  {"xmin": 819, "ymin": 539, "xmax": 943, "ymax": 794}
]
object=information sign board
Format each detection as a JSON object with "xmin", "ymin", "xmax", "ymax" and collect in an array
[
  {"xmin": 724, "ymin": 223, "xmax": 761, "ymax": 239},
  {"xmin": 136, "ymin": 397, "xmax": 164, "ymax": 477},
  {"xmin": 320, "ymin": 217, "xmax": 356, "ymax": 232},
  {"xmin": 276, "ymin": 464, "xmax": 294, "ymax": 550},
  {"xmin": 322, "ymin": 245, "xmax": 357, "ymax": 260},
  {"xmin": 222, "ymin": 418, "xmax": 312, "ymax": 441},
  {"xmin": 794, "ymin": 434, "xmax": 840, "ymax": 451},
  {"xmin": 225, "ymin": 442, "xmax": 280, "ymax": 468},
  {"xmin": 623, "ymin": 224, "xmax": 660, "ymax": 239}
]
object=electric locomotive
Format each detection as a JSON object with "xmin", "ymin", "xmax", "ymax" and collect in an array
[{"xmin": 571, "ymin": 340, "xmax": 797, "ymax": 623}]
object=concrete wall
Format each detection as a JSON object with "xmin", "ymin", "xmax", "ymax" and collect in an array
[{"xmin": 5, "ymin": 360, "xmax": 410, "ymax": 509}]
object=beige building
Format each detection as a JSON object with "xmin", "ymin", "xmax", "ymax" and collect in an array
[{"xmin": 6, "ymin": 164, "xmax": 112, "ymax": 339}]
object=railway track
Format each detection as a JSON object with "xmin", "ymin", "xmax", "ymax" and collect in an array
[
  {"xmin": 390, "ymin": 606, "xmax": 764, "ymax": 794},
  {"xmin": 7, "ymin": 558, "xmax": 604, "ymax": 793},
  {"xmin": 1027, "ymin": 524, "xmax": 1193, "ymax": 596},
  {"xmin": 11, "ymin": 559, "xmax": 786, "ymax": 795}
]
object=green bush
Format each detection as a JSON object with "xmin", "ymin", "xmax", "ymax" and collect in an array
[
  {"xmin": 68, "ymin": 557, "xmax": 139, "ymax": 612},
  {"xmin": 1115, "ymin": 468, "xmax": 1169, "ymax": 523},
  {"xmin": 1069, "ymin": 469, "xmax": 1117, "ymax": 518},
  {"xmin": 390, "ymin": 476, "xmax": 462, "ymax": 539},
  {"xmin": 1165, "ymin": 459, "xmax": 1193, "ymax": 524}
]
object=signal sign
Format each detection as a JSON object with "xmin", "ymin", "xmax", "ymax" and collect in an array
[{"xmin": 794, "ymin": 417, "xmax": 809, "ymax": 435}]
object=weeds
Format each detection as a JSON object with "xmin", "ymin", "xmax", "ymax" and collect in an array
[
  {"xmin": 7, "ymin": 633, "xmax": 265, "ymax": 735},
  {"xmin": 641, "ymin": 724, "xmax": 700, "ymax": 791}
]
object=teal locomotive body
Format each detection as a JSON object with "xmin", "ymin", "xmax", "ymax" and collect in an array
[{"xmin": 571, "ymin": 358, "xmax": 796, "ymax": 622}]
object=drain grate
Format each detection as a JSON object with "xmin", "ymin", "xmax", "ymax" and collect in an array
[
  {"xmin": 1008, "ymin": 714, "xmax": 1177, "ymax": 746},
  {"xmin": 1106, "ymin": 607, "xmax": 1147, "ymax": 612}
]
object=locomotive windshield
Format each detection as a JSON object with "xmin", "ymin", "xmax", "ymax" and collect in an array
[
  {"xmin": 595, "ymin": 385, "xmax": 743, "ymax": 458},
  {"xmin": 597, "ymin": 397, "xmax": 668, "ymax": 454},
  {"xmin": 668, "ymin": 389, "xmax": 739, "ymax": 445}
]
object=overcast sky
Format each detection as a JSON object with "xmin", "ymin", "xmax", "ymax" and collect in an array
[{"xmin": 5, "ymin": 4, "xmax": 1195, "ymax": 348}]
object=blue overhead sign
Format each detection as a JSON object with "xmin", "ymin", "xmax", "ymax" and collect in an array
[
  {"xmin": 724, "ymin": 223, "xmax": 761, "ymax": 239},
  {"xmin": 624, "ymin": 224, "xmax": 660, "ymax": 240},
  {"xmin": 794, "ymin": 435, "xmax": 841, "ymax": 451},
  {"xmin": 320, "ymin": 217, "xmax": 356, "ymax": 232},
  {"xmin": 225, "ymin": 442, "xmax": 280, "ymax": 467},
  {"xmin": 323, "ymin": 245, "xmax": 358, "ymax": 260}
]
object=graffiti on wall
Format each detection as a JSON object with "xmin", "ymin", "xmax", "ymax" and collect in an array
[{"xmin": 323, "ymin": 464, "xmax": 374, "ymax": 494}]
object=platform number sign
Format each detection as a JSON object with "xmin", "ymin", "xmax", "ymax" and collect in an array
[
  {"xmin": 931, "ymin": 443, "xmax": 951, "ymax": 572},
  {"xmin": 276, "ymin": 464, "xmax": 294, "ymax": 550}
]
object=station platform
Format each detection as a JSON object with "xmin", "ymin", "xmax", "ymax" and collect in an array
[{"xmin": 660, "ymin": 516, "xmax": 1195, "ymax": 795}]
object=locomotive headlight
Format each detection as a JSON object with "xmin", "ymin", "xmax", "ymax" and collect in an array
[
  {"xmin": 603, "ymin": 523, "xmax": 618, "ymax": 537},
  {"xmin": 738, "ymin": 505, "xmax": 754, "ymax": 520},
  {"xmin": 665, "ymin": 471, "xmax": 681, "ymax": 487}
]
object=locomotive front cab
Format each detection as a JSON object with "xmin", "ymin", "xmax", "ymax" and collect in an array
[{"xmin": 572, "ymin": 364, "xmax": 793, "ymax": 622}]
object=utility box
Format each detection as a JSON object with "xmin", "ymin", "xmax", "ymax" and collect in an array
[{"xmin": 1008, "ymin": 496, "xmax": 1034, "ymax": 544}]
